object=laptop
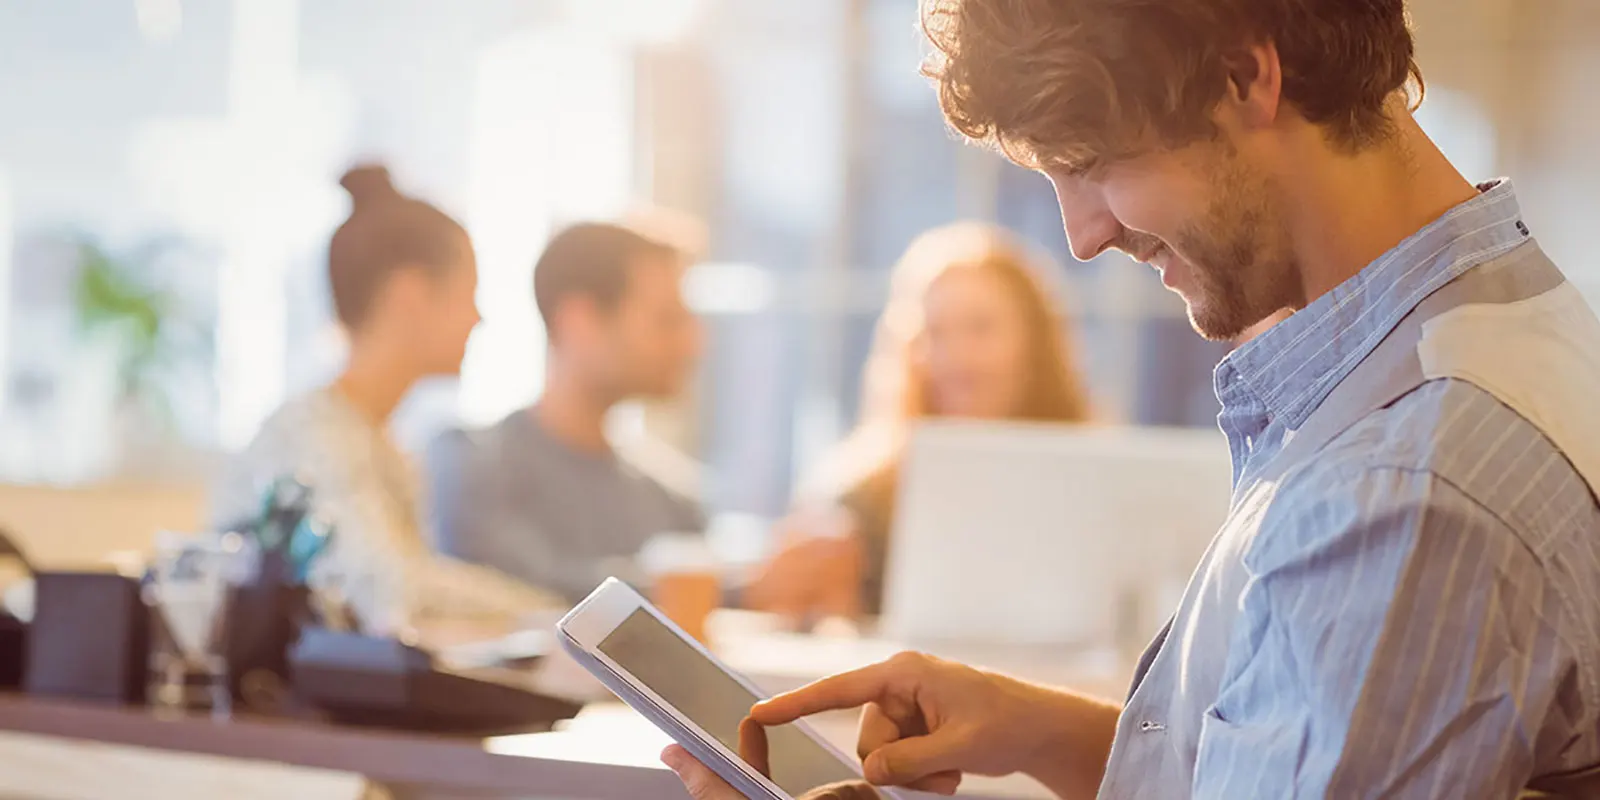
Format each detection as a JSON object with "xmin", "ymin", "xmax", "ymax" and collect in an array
[{"xmin": 880, "ymin": 421, "xmax": 1232, "ymax": 648}]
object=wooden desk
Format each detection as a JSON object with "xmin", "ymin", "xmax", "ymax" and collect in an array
[
  {"xmin": 0, "ymin": 618, "xmax": 1133, "ymax": 800},
  {"xmin": 0, "ymin": 694, "xmax": 683, "ymax": 799},
  {"xmin": 0, "ymin": 696, "xmax": 989, "ymax": 800}
]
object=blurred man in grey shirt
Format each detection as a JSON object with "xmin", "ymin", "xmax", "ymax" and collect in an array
[{"xmin": 428, "ymin": 222, "xmax": 706, "ymax": 603}]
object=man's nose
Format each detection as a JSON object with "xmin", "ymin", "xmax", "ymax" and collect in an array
[{"xmin": 1052, "ymin": 178, "xmax": 1121, "ymax": 262}]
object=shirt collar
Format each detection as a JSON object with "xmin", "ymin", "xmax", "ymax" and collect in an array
[{"xmin": 1215, "ymin": 178, "xmax": 1533, "ymax": 432}]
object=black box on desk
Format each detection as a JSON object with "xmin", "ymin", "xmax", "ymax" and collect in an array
[{"xmin": 24, "ymin": 572, "xmax": 148, "ymax": 704}]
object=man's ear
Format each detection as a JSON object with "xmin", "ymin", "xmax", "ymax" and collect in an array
[
  {"xmin": 550, "ymin": 295, "xmax": 600, "ymax": 345},
  {"xmin": 1217, "ymin": 41, "xmax": 1283, "ymax": 132}
]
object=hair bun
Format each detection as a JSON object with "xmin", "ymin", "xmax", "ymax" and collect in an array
[{"xmin": 339, "ymin": 165, "xmax": 399, "ymax": 211}]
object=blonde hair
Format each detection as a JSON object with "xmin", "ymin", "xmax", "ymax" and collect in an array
[{"xmin": 813, "ymin": 222, "xmax": 1093, "ymax": 519}]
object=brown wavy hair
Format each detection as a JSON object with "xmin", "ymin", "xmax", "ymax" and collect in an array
[{"xmin": 919, "ymin": 0, "xmax": 1426, "ymax": 173}]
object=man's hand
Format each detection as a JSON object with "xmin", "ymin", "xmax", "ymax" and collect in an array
[
  {"xmin": 744, "ymin": 513, "xmax": 864, "ymax": 624},
  {"xmin": 751, "ymin": 652, "xmax": 1122, "ymax": 798},
  {"xmin": 660, "ymin": 652, "xmax": 1121, "ymax": 799}
]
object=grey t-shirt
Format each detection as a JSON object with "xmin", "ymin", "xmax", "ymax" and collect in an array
[{"xmin": 426, "ymin": 409, "xmax": 706, "ymax": 603}]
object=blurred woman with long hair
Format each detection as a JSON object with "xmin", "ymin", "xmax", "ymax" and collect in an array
[{"xmin": 747, "ymin": 221, "xmax": 1094, "ymax": 622}]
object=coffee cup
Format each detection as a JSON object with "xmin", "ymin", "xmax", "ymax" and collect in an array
[{"xmin": 638, "ymin": 533, "xmax": 721, "ymax": 644}]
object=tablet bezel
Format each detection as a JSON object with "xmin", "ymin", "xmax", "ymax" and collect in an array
[{"xmin": 558, "ymin": 578, "xmax": 875, "ymax": 800}]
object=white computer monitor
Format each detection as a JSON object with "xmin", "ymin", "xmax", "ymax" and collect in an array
[{"xmin": 880, "ymin": 421, "xmax": 1232, "ymax": 647}]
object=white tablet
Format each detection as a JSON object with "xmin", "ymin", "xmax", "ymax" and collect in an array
[{"xmin": 558, "ymin": 579, "xmax": 887, "ymax": 800}]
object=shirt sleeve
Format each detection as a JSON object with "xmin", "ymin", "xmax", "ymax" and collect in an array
[
  {"xmin": 1191, "ymin": 465, "xmax": 1577, "ymax": 799},
  {"xmin": 407, "ymin": 551, "xmax": 563, "ymax": 627},
  {"xmin": 300, "ymin": 425, "xmax": 557, "ymax": 636}
]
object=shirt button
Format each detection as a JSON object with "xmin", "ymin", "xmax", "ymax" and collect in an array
[{"xmin": 1139, "ymin": 720, "xmax": 1166, "ymax": 732}]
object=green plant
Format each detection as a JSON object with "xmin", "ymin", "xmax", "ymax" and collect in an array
[{"xmin": 71, "ymin": 237, "xmax": 210, "ymax": 426}]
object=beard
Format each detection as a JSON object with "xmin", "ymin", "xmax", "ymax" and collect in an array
[{"xmin": 1169, "ymin": 144, "xmax": 1301, "ymax": 341}]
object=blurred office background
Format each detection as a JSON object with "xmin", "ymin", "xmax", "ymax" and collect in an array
[{"xmin": 0, "ymin": 0, "xmax": 1594, "ymax": 523}]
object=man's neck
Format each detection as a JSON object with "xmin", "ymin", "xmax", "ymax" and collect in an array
[
  {"xmin": 535, "ymin": 368, "xmax": 616, "ymax": 456},
  {"xmin": 1281, "ymin": 112, "xmax": 1481, "ymax": 305},
  {"xmin": 335, "ymin": 347, "xmax": 416, "ymax": 428}
]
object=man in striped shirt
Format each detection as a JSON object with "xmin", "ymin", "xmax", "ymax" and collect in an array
[{"xmin": 667, "ymin": 1, "xmax": 1600, "ymax": 798}]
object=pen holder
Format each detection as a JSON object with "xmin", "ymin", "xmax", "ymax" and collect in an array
[{"xmin": 223, "ymin": 581, "xmax": 312, "ymax": 715}]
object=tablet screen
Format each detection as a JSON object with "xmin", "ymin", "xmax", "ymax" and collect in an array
[{"xmin": 599, "ymin": 608, "xmax": 861, "ymax": 795}]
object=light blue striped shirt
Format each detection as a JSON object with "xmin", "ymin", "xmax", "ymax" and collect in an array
[{"xmin": 1104, "ymin": 181, "xmax": 1600, "ymax": 797}]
